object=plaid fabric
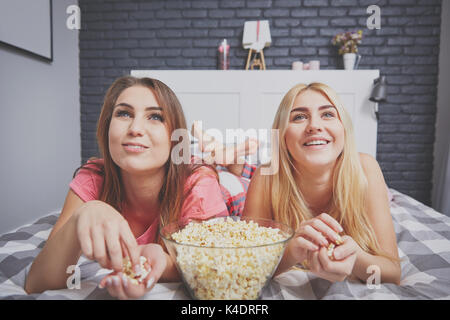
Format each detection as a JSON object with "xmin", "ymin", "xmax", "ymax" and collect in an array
[
  {"xmin": 217, "ymin": 162, "xmax": 257, "ymax": 216},
  {"xmin": 1, "ymin": 188, "xmax": 450, "ymax": 300},
  {"xmin": 190, "ymin": 148, "xmax": 257, "ymax": 217}
]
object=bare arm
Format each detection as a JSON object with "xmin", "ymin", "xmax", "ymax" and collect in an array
[
  {"xmin": 241, "ymin": 168, "xmax": 297, "ymax": 275},
  {"xmin": 242, "ymin": 167, "xmax": 272, "ymax": 220},
  {"xmin": 349, "ymin": 153, "xmax": 401, "ymax": 284},
  {"xmin": 25, "ymin": 190, "xmax": 142, "ymax": 294},
  {"xmin": 25, "ymin": 189, "xmax": 84, "ymax": 293}
]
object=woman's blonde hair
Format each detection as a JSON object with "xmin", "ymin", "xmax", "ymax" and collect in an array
[{"xmin": 264, "ymin": 82, "xmax": 395, "ymax": 260}]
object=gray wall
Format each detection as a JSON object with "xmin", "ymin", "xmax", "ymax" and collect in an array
[
  {"xmin": 0, "ymin": 0, "xmax": 80, "ymax": 234},
  {"xmin": 432, "ymin": 0, "xmax": 450, "ymax": 215},
  {"xmin": 78, "ymin": 0, "xmax": 442, "ymax": 206}
]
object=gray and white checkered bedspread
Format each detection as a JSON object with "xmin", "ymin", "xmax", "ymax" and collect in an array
[{"xmin": 1, "ymin": 189, "xmax": 449, "ymax": 300}]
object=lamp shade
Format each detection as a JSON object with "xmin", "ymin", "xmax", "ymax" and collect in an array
[{"xmin": 369, "ymin": 76, "xmax": 387, "ymax": 102}]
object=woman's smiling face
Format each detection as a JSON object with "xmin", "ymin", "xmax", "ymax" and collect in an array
[
  {"xmin": 285, "ymin": 89, "xmax": 345, "ymax": 170},
  {"xmin": 108, "ymin": 85, "xmax": 171, "ymax": 175}
]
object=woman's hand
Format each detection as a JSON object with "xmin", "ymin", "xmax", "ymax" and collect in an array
[
  {"xmin": 306, "ymin": 235, "xmax": 360, "ymax": 282},
  {"xmin": 98, "ymin": 243, "xmax": 168, "ymax": 300},
  {"xmin": 73, "ymin": 200, "xmax": 141, "ymax": 273},
  {"xmin": 287, "ymin": 213, "xmax": 344, "ymax": 265}
]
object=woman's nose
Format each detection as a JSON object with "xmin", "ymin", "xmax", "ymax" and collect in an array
[
  {"xmin": 128, "ymin": 118, "xmax": 145, "ymax": 136},
  {"xmin": 306, "ymin": 116, "xmax": 323, "ymax": 133}
]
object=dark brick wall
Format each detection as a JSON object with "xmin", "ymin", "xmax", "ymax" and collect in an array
[{"xmin": 79, "ymin": 0, "xmax": 442, "ymax": 205}]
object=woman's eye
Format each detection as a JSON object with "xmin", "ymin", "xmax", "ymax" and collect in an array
[
  {"xmin": 322, "ymin": 111, "xmax": 336, "ymax": 118},
  {"xmin": 293, "ymin": 114, "xmax": 307, "ymax": 121},
  {"xmin": 149, "ymin": 113, "xmax": 164, "ymax": 122},
  {"xmin": 116, "ymin": 110, "xmax": 131, "ymax": 118}
]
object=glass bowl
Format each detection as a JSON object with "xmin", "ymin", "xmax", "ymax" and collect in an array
[{"xmin": 160, "ymin": 216, "xmax": 294, "ymax": 300}]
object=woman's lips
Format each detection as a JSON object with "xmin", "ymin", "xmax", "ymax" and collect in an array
[
  {"xmin": 302, "ymin": 140, "xmax": 330, "ymax": 150},
  {"xmin": 123, "ymin": 144, "xmax": 148, "ymax": 153}
]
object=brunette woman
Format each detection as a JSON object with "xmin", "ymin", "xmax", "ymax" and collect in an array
[{"xmin": 25, "ymin": 77, "xmax": 231, "ymax": 298}]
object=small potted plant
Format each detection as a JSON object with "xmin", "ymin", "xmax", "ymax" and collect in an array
[{"xmin": 332, "ymin": 30, "xmax": 363, "ymax": 70}]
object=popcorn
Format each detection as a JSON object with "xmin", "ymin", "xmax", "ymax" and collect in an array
[
  {"xmin": 335, "ymin": 234, "xmax": 344, "ymax": 246},
  {"xmin": 327, "ymin": 233, "xmax": 345, "ymax": 260},
  {"xmin": 327, "ymin": 243, "xmax": 336, "ymax": 260},
  {"xmin": 291, "ymin": 234, "xmax": 344, "ymax": 272},
  {"xmin": 169, "ymin": 217, "xmax": 289, "ymax": 300},
  {"xmin": 122, "ymin": 256, "xmax": 151, "ymax": 285}
]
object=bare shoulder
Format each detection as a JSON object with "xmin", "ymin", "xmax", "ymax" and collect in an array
[
  {"xmin": 250, "ymin": 165, "xmax": 265, "ymax": 183},
  {"xmin": 358, "ymin": 153, "xmax": 386, "ymax": 181},
  {"xmin": 359, "ymin": 152, "xmax": 379, "ymax": 171},
  {"xmin": 358, "ymin": 153, "xmax": 390, "ymax": 205},
  {"xmin": 248, "ymin": 166, "xmax": 270, "ymax": 192}
]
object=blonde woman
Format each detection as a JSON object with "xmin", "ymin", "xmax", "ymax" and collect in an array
[{"xmin": 243, "ymin": 83, "xmax": 401, "ymax": 284}]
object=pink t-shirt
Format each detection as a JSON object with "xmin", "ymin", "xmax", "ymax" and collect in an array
[{"xmin": 69, "ymin": 159, "xmax": 228, "ymax": 245}]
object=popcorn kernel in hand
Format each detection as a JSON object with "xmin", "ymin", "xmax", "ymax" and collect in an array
[
  {"xmin": 335, "ymin": 234, "xmax": 344, "ymax": 246},
  {"xmin": 327, "ymin": 243, "xmax": 336, "ymax": 260},
  {"xmin": 122, "ymin": 256, "xmax": 150, "ymax": 285}
]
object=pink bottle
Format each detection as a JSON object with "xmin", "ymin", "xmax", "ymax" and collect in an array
[{"xmin": 218, "ymin": 39, "xmax": 230, "ymax": 70}]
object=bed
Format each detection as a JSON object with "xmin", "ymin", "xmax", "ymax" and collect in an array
[
  {"xmin": 1, "ymin": 188, "xmax": 449, "ymax": 300},
  {"xmin": 2, "ymin": 70, "xmax": 448, "ymax": 299}
]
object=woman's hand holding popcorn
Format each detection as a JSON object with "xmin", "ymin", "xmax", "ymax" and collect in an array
[
  {"xmin": 98, "ymin": 243, "xmax": 167, "ymax": 300},
  {"xmin": 306, "ymin": 235, "xmax": 360, "ymax": 283},
  {"xmin": 74, "ymin": 201, "xmax": 141, "ymax": 273},
  {"xmin": 287, "ymin": 213, "xmax": 344, "ymax": 266}
]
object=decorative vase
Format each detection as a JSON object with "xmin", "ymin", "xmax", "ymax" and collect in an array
[
  {"xmin": 343, "ymin": 53, "xmax": 361, "ymax": 70},
  {"xmin": 343, "ymin": 53, "xmax": 356, "ymax": 70}
]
